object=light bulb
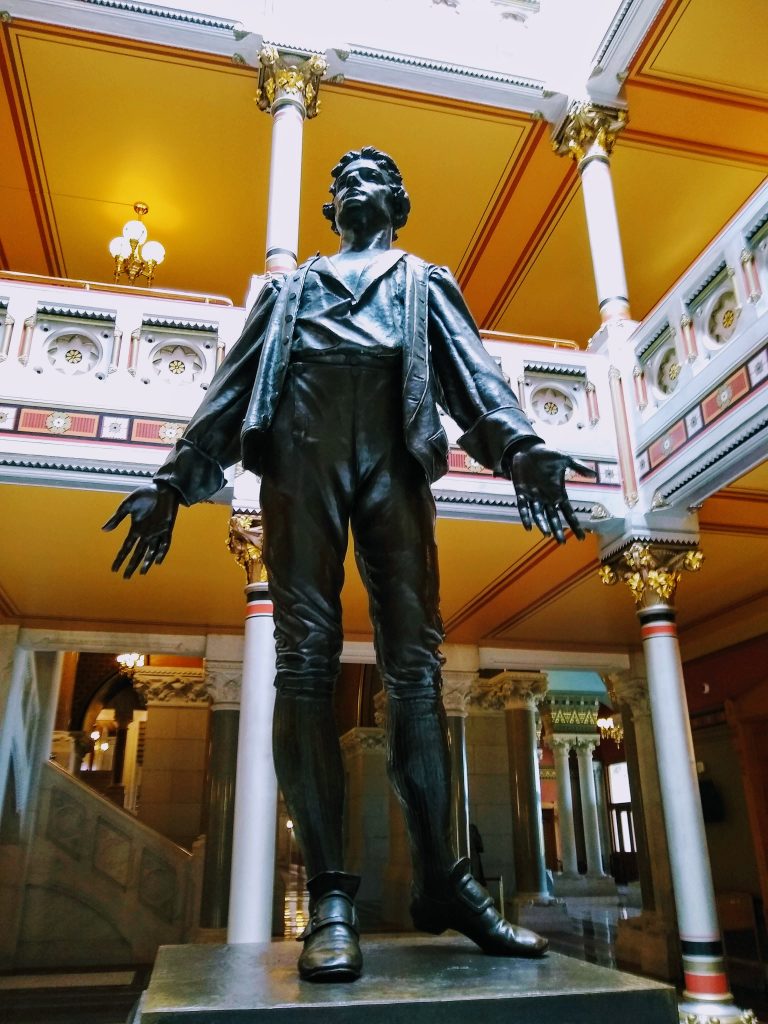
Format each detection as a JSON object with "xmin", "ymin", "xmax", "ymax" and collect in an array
[
  {"xmin": 109, "ymin": 236, "xmax": 132, "ymax": 258},
  {"xmin": 122, "ymin": 219, "xmax": 147, "ymax": 245},
  {"xmin": 142, "ymin": 240, "xmax": 165, "ymax": 265}
]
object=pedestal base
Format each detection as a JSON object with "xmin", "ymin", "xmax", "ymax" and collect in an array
[{"xmin": 136, "ymin": 935, "xmax": 678, "ymax": 1023}]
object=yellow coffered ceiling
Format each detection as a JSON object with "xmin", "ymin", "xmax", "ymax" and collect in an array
[{"xmin": 0, "ymin": 0, "xmax": 767, "ymax": 663}]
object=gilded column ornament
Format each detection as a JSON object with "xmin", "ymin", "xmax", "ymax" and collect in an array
[
  {"xmin": 256, "ymin": 45, "xmax": 328, "ymax": 117},
  {"xmin": 228, "ymin": 514, "xmax": 269, "ymax": 585},
  {"xmin": 553, "ymin": 101, "xmax": 628, "ymax": 163},
  {"xmin": 599, "ymin": 542, "xmax": 703, "ymax": 609}
]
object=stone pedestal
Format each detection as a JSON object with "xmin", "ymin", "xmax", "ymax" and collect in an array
[{"xmin": 135, "ymin": 937, "xmax": 678, "ymax": 1023}]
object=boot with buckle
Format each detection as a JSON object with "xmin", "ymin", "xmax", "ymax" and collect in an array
[
  {"xmin": 298, "ymin": 871, "xmax": 363, "ymax": 982},
  {"xmin": 410, "ymin": 858, "xmax": 548, "ymax": 958}
]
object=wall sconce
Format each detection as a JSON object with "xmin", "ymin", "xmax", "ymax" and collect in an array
[{"xmin": 109, "ymin": 202, "xmax": 165, "ymax": 286}]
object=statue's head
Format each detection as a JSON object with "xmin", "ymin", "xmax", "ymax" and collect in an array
[{"xmin": 323, "ymin": 146, "xmax": 411, "ymax": 239}]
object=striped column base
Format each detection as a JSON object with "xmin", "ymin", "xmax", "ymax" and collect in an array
[{"xmin": 245, "ymin": 582, "xmax": 272, "ymax": 621}]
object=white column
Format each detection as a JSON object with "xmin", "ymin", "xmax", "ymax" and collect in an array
[
  {"xmin": 549, "ymin": 737, "xmax": 579, "ymax": 877},
  {"xmin": 226, "ymin": 516, "xmax": 278, "ymax": 944},
  {"xmin": 257, "ymin": 46, "xmax": 327, "ymax": 276},
  {"xmin": 555, "ymin": 102, "xmax": 630, "ymax": 322},
  {"xmin": 601, "ymin": 542, "xmax": 753, "ymax": 1023},
  {"xmin": 574, "ymin": 738, "xmax": 607, "ymax": 879}
]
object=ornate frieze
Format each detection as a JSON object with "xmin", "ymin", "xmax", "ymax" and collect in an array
[
  {"xmin": 228, "ymin": 514, "xmax": 268, "ymax": 585},
  {"xmin": 471, "ymin": 671, "xmax": 547, "ymax": 711},
  {"xmin": 543, "ymin": 695, "xmax": 599, "ymax": 735},
  {"xmin": 204, "ymin": 659, "xmax": 242, "ymax": 709},
  {"xmin": 257, "ymin": 46, "xmax": 327, "ymax": 118},
  {"xmin": 599, "ymin": 542, "xmax": 703, "ymax": 608},
  {"xmin": 553, "ymin": 101, "xmax": 627, "ymax": 163},
  {"xmin": 133, "ymin": 666, "xmax": 207, "ymax": 706}
]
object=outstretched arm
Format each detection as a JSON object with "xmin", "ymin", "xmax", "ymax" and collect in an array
[{"xmin": 103, "ymin": 481, "xmax": 180, "ymax": 578}]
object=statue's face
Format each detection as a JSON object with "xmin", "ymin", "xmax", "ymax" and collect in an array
[{"xmin": 332, "ymin": 157, "xmax": 395, "ymax": 234}]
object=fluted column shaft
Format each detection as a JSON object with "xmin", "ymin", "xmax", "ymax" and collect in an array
[
  {"xmin": 200, "ymin": 655, "xmax": 242, "ymax": 929},
  {"xmin": 555, "ymin": 102, "xmax": 630, "ymax": 322},
  {"xmin": 574, "ymin": 738, "xmax": 606, "ymax": 878},
  {"xmin": 226, "ymin": 515, "xmax": 278, "ymax": 944},
  {"xmin": 550, "ymin": 738, "xmax": 579, "ymax": 876},
  {"xmin": 600, "ymin": 542, "xmax": 751, "ymax": 1023},
  {"xmin": 257, "ymin": 47, "xmax": 326, "ymax": 275}
]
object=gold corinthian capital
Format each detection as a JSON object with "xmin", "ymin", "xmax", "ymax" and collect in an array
[
  {"xmin": 257, "ymin": 45, "xmax": 328, "ymax": 118},
  {"xmin": 228, "ymin": 513, "xmax": 269, "ymax": 585},
  {"xmin": 599, "ymin": 541, "xmax": 703, "ymax": 608},
  {"xmin": 554, "ymin": 101, "xmax": 627, "ymax": 163}
]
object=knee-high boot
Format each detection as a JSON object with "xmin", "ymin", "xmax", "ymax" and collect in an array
[
  {"xmin": 272, "ymin": 687, "xmax": 345, "ymax": 880},
  {"xmin": 386, "ymin": 689, "xmax": 548, "ymax": 959},
  {"xmin": 385, "ymin": 692, "xmax": 456, "ymax": 893}
]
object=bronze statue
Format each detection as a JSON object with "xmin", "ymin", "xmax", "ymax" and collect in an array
[{"xmin": 105, "ymin": 147, "xmax": 592, "ymax": 982}]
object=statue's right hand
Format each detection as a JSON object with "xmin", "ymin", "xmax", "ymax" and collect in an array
[{"xmin": 102, "ymin": 482, "xmax": 180, "ymax": 579}]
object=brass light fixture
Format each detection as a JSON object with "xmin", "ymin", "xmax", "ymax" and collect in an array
[
  {"xmin": 116, "ymin": 652, "xmax": 145, "ymax": 677},
  {"xmin": 109, "ymin": 202, "xmax": 165, "ymax": 285},
  {"xmin": 597, "ymin": 714, "xmax": 624, "ymax": 744}
]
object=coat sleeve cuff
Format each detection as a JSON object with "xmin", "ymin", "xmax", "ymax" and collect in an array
[
  {"xmin": 459, "ymin": 409, "xmax": 542, "ymax": 475},
  {"xmin": 154, "ymin": 438, "xmax": 226, "ymax": 506}
]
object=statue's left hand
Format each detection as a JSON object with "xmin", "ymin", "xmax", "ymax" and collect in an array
[{"xmin": 505, "ymin": 443, "xmax": 596, "ymax": 543}]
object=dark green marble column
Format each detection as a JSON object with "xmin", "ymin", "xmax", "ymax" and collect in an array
[{"xmin": 200, "ymin": 660, "xmax": 242, "ymax": 929}]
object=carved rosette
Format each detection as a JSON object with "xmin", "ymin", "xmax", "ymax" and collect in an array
[
  {"xmin": 471, "ymin": 671, "xmax": 548, "ymax": 712},
  {"xmin": 554, "ymin": 101, "xmax": 627, "ymax": 163},
  {"xmin": 228, "ymin": 514, "xmax": 268, "ymax": 585},
  {"xmin": 599, "ymin": 542, "xmax": 703, "ymax": 609},
  {"xmin": 205, "ymin": 660, "xmax": 242, "ymax": 709},
  {"xmin": 441, "ymin": 670, "xmax": 477, "ymax": 717},
  {"xmin": 133, "ymin": 667, "xmax": 208, "ymax": 706},
  {"xmin": 257, "ymin": 46, "xmax": 327, "ymax": 118}
]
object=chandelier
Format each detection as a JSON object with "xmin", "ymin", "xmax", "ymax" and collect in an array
[
  {"xmin": 597, "ymin": 714, "xmax": 624, "ymax": 744},
  {"xmin": 116, "ymin": 652, "xmax": 145, "ymax": 676},
  {"xmin": 109, "ymin": 202, "xmax": 165, "ymax": 286}
]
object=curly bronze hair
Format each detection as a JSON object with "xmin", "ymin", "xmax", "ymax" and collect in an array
[{"xmin": 322, "ymin": 146, "xmax": 411, "ymax": 238}]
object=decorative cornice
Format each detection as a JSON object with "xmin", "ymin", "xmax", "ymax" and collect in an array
[
  {"xmin": 339, "ymin": 727, "xmax": 386, "ymax": 755},
  {"xmin": 543, "ymin": 695, "xmax": 599, "ymax": 735},
  {"xmin": 523, "ymin": 361, "xmax": 586, "ymax": 377},
  {"xmin": 204, "ymin": 660, "xmax": 242, "ymax": 708},
  {"xmin": 227, "ymin": 514, "xmax": 268, "ymax": 585},
  {"xmin": 141, "ymin": 316, "xmax": 218, "ymax": 333},
  {"xmin": 471, "ymin": 670, "xmax": 547, "ymax": 711},
  {"xmin": 553, "ymin": 101, "xmax": 627, "ymax": 162},
  {"xmin": 441, "ymin": 670, "xmax": 477, "ymax": 717},
  {"xmin": 257, "ymin": 46, "xmax": 327, "ymax": 118},
  {"xmin": 599, "ymin": 541, "xmax": 703, "ymax": 608},
  {"xmin": 347, "ymin": 44, "xmax": 542, "ymax": 91},
  {"xmin": 133, "ymin": 666, "xmax": 207, "ymax": 706},
  {"xmin": 37, "ymin": 303, "xmax": 115, "ymax": 323},
  {"xmin": 80, "ymin": 0, "xmax": 238, "ymax": 31}
]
